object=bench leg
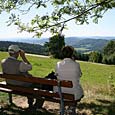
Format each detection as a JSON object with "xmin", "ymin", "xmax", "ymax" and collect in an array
[
  {"xmin": 59, "ymin": 97, "xmax": 64, "ymax": 115},
  {"xmin": 66, "ymin": 106, "xmax": 77, "ymax": 115},
  {"xmin": 8, "ymin": 93, "xmax": 13, "ymax": 105}
]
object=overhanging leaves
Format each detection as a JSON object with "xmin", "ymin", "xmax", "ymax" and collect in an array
[{"xmin": 0, "ymin": 0, "xmax": 115, "ymax": 37}]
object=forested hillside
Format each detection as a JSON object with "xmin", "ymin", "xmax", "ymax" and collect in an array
[
  {"xmin": 0, "ymin": 37, "xmax": 115, "ymax": 54},
  {"xmin": 0, "ymin": 41, "xmax": 46, "ymax": 55}
]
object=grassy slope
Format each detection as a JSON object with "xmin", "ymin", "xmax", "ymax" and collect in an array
[
  {"xmin": 0, "ymin": 52, "xmax": 115, "ymax": 114},
  {"xmin": 0, "ymin": 51, "xmax": 115, "ymax": 93}
]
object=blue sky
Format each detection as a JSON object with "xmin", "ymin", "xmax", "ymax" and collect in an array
[{"xmin": 0, "ymin": 8, "xmax": 115, "ymax": 40}]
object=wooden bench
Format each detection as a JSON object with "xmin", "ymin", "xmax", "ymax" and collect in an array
[{"xmin": 0, "ymin": 72, "xmax": 81, "ymax": 115}]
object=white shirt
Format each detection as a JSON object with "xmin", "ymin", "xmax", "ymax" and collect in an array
[
  {"xmin": 54, "ymin": 58, "xmax": 84, "ymax": 100},
  {"xmin": 1, "ymin": 56, "xmax": 32, "ymax": 86},
  {"xmin": 19, "ymin": 61, "xmax": 32, "ymax": 72}
]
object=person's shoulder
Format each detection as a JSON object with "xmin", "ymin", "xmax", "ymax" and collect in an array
[
  {"xmin": 75, "ymin": 60, "xmax": 79, "ymax": 64},
  {"xmin": 20, "ymin": 61, "xmax": 32, "ymax": 67},
  {"xmin": 1, "ymin": 58, "xmax": 7, "ymax": 63},
  {"xmin": 56, "ymin": 60, "xmax": 64, "ymax": 66},
  {"xmin": 1, "ymin": 59, "xmax": 5, "ymax": 63},
  {"xmin": 12, "ymin": 59, "xmax": 22, "ymax": 63},
  {"xmin": 57, "ymin": 60, "xmax": 63, "ymax": 63},
  {"xmin": 73, "ymin": 60, "xmax": 80, "ymax": 66}
]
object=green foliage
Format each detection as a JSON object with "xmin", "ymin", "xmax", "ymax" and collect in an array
[
  {"xmin": 103, "ymin": 40, "xmax": 115, "ymax": 56},
  {"xmin": 102, "ymin": 54, "xmax": 115, "ymax": 64},
  {"xmin": 74, "ymin": 51, "xmax": 89, "ymax": 61},
  {"xmin": 89, "ymin": 51, "xmax": 102, "ymax": 63},
  {"xmin": 102, "ymin": 40, "xmax": 115, "ymax": 64},
  {"xmin": 0, "ymin": 0, "xmax": 115, "ymax": 37},
  {"xmin": 44, "ymin": 34, "xmax": 65, "ymax": 58}
]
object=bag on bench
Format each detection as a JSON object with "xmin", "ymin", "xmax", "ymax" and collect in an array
[{"xmin": 42, "ymin": 71, "xmax": 57, "ymax": 91}]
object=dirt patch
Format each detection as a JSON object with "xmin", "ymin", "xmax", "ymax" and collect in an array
[
  {"xmin": 13, "ymin": 96, "xmax": 60, "ymax": 111},
  {"xmin": 12, "ymin": 96, "xmax": 90, "ymax": 114},
  {"xmin": 13, "ymin": 96, "xmax": 28, "ymax": 108}
]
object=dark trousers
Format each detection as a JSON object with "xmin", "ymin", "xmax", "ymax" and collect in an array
[{"xmin": 33, "ymin": 71, "xmax": 57, "ymax": 108}]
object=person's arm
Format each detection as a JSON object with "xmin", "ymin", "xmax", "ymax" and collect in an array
[
  {"xmin": 19, "ymin": 50, "xmax": 30, "ymax": 64},
  {"xmin": 19, "ymin": 50, "xmax": 32, "ymax": 72},
  {"xmin": 78, "ymin": 63, "xmax": 82, "ymax": 77}
]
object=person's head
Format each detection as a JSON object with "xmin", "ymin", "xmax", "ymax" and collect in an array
[
  {"xmin": 8, "ymin": 45, "xmax": 21, "ymax": 58},
  {"xmin": 61, "ymin": 46, "xmax": 74, "ymax": 58}
]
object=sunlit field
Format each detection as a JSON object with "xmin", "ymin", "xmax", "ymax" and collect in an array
[{"xmin": 0, "ymin": 51, "xmax": 115, "ymax": 115}]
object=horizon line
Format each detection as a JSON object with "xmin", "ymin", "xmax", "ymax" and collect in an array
[{"xmin": 0, "ymin": 35, "xmax": 115, "ymax": 39}]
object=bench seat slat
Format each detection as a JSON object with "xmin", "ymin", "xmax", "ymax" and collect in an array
[
  {"xmin": 0, "ymin": 87, "xmax": 77, "ymax": 106},
  {"xmin": 0, "ymin": 83, "xmax": 74, "ymax": 100},
  {"xmin": 0, "ymin": 87, "xmax": 12, "ymax": 92}
]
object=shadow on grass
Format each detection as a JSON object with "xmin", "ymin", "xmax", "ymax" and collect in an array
[
  {"xmin": 0, "ymin": 103, "xmax": 56, "ymax": 115},
  {"xmin": 78, "ymin": 99, "xmax": 115, "ymax": 115}
]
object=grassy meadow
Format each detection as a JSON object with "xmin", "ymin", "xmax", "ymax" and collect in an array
[{"xmin": 0, "ymin": 51, "xmax": 115, "ymax": 115}]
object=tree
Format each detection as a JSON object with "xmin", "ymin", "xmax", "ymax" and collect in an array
[
  {"xmin": 102, "ymin": 40, "xmax": 115, "ymax": 64},
  {"xmin": 44, "ymin": 34, "xmax": 65, "ymax": 58},
  {"xmin": 89, "ymin": 51, "xmax": 102, "ymax": 63},
  {"xmin": 74, "ymin": 51, "xmax": 89, "ymax": 61},
  {"xmin": 0, "ymin": 0, "xmax": 115, "ymax": 37},
  {"xmin": 102, "ymin": 54, "xmax": 115, "ymax": 64},
  {"xmin": 103, "ymin": 40, "xmax": 115, "ymax": 56}
]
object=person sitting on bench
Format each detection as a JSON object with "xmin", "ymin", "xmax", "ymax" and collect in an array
[
  {"xmin": 54, "ymin": 45, "xmax": 84, "ymax": 114},
  {"xmin": 1, "ymin": 45, "xmax": 34, "ymax": 109}
]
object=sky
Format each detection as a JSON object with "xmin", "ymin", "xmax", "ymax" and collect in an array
[{"xmin": 0, "ymin": 6, "xmax": 115, "ymax": 40}]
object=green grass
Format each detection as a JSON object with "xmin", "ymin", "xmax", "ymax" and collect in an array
[
  {"xmin": 80, "ymin": 61, "xmax": 115, "ymax": 85},
  {"xmin": 27, "ymin": 55, "xmax": 59, "ymax": 77},
  {"xmin": 0, "ymin": 52, "xmax": 115, "ymax": 115},
  {"xmin": 28, "ymin": 54, "xmax": 115, "ymax": 94},
  {"xmin": 0, "ymin": 51, "xmax": 115, "ymax": 93}
]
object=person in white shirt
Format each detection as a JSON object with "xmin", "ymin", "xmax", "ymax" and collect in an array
[
  {"xmin": 1, "ymin": 45, "xmax": 33, "ymax": 108},
  {"xmin": 54, "ymin": 45, "xmax": 84, "ymax": 114}
]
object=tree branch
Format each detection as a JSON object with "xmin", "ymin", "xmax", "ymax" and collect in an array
[{"xmin": 46, "ymin": 0, "xmax": 112, "ymax": 28}]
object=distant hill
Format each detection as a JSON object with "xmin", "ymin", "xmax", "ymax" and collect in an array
[
  {"xmin": 0, "ymin": 41, "xmax": 46, "ymax": 55},
  {"xmin": 0, "ymin": 36, "xmax": 115, "ymax": 53},
  {"xmin": 65, "ymin": 37, "xmax": 109, "ymax": 53},
  {"xmin": 65, "ymin": 37, "xmax": 115, "ymax": 53},
  {"xmin": 0, "ymin": 38, "xmax": 49, "ymax": 45}
]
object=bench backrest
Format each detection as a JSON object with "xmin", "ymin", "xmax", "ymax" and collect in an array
[
  {"xmin": 0, "ymin": 72, "xmax": 74, "ymax": 101},
  {"xmin": 0, "ymin": 72, "xmax": 73, "ymax": 87}
]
